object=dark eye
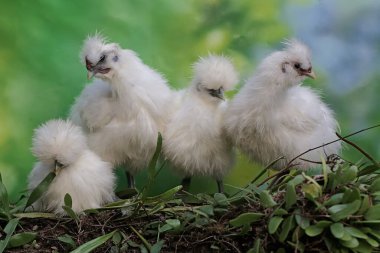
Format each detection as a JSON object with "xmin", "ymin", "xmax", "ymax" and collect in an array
[
  {"xmin": 98, "ymin": 55, "xmax": 106, "ymax": 63},
  {"xmin": 294, "ymin": 63, "xmax": 301, "ymax": 69}
]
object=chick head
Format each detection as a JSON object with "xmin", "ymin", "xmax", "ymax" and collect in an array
[
  {"xmin": 81, "ymin": 34, "xmax": 121, "ymax": 80},
  {"xmin": 278, "ymin": 39, "xmax": 316, "ymax": 85},
  {"xmin": 31, "ymin": 119, "xmax": 87, "ymax": 173},
  {"xmin": 192, "ymin": 55, "xmax": 238, "ymax": 102}
]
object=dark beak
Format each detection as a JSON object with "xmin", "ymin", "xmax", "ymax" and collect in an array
[
  {"xmin": 208, "ymin": 88, "xmax": 224, "ymax": 100},
  {"xmin": 86, "ymin": 58, "xmax": 95, "ymax": 80},
  {"xmin": 54, "ymin": 160, "xmax": 64, "ymax": 174}
]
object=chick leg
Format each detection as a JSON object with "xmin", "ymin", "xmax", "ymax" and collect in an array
[
  {"xmin": 181, "ymin": 177, "xmax": 192, "ymax": 192},
  {"xmin": 126, "ymin": 172, "xmax": 135, "ymax": 189},
  {"xmin": 216, "ymin": 180, "xmax": 224, "ymax": 193}
]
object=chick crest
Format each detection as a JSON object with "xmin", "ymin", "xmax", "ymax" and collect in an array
[
  {"xmin": 193, "ymin": 55, "xmax": 238, "ymax": 91},
  {"xmin": 31, "ymin": 119, "xmax": 87, "ymax": 167}
]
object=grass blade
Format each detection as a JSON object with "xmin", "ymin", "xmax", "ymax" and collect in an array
[
  {"xmin": 129, "ymin": 225, "xmax": 152, "ymax": 251},
  {"xmin": 7, "ymin": 232, "xmax": 37, "ymax": 248},
  {"xmin": 70, "ymin": 230, "xmax": 117, "ymax": 253},
  {"xmin": 25, "ymin": 172, "xmax": 56, "ymax": 209},
  {"xmin": 0, "ymin": 173, "xmax": 11, "ymax": 220},
  {"xmin": 0, "ymin": 218, "xmax": 20, "ymax": 253}
]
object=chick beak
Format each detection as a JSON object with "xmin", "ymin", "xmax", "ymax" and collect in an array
[
  {"xmin": 54, "ymin": 160, "xmax": 64, "ymax": 175},
  {"xmin": 304, "ymin": 70, "xmax": 316, "ymax": 79},
  {"xmin": 87, "ymin": 71, "xmax": 94, "ymax": 80},
  {"xmin": 208, "ymin": 88, "xmax": 225, "ymax": 100}
]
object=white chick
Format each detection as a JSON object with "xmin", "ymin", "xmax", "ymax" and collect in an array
[
  {"xmin": 224, "ymin": 39, "xmax": 341, "ymax": 169},
  {"xmin": 163, "ymin": 55, "xmax": 238, "ymax": 192},
  {"xmin": 70, "ymin": 34, "xmax": 173, "ymax": 187},
  {"xmin": 28, "ymin": 119, "xmax": 116, "ymax": 215}
]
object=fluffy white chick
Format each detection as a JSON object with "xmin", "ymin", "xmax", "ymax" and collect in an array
[
  {"xmin": 163, "ymin": 55, "xmax": 238, "ymax": 192},
  {"xmin": 70, "ymin": 34, "xmax": 173, "ymax": 187},
  {"xmin": 28, "ymin": 119, "xmax": 116, "ymax": 215},
  {"xmin": 224, "ymin": 39, "xmax": 341, "ymax": 169}
]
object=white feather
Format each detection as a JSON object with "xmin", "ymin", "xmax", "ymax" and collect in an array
[
  {"xmin": 163, "ymin": 55, "xmax": 238, "ymax": 179},
  {"xmin": 224, "ymin": 40, "xmax": 341, "ymax": 169},
  {"xmin": 70, "ymin": 35, "xmax": 174, "ymax": 173},
  {"xmin": 28, "ymin": 119, "xmax": 116, "ymax": 215}
]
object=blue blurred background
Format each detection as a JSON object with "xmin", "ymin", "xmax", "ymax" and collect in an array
[{"xmin": 1, "ymin": 0, "xmax": 379, "ymax": 200}]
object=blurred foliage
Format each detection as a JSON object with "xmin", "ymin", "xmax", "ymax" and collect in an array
[{"xmin": 0, "ymin": 0, "xmax": 379, "ymax": 199}]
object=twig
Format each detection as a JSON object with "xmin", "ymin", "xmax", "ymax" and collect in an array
[{"xmin": 335, "ymin": 132, "xmax": 378, "ymax": 165}]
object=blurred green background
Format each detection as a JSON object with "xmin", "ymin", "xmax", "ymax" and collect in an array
[{"xmin": 1, "ymin": 0, "xmax": 379, "ymax": 200}]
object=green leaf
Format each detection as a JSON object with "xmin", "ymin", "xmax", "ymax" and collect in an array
[
  {"xmin": 58, "ymin": 234, "xmax": 76, "ymax": 249},
  {"xmin": 342, "ymin": 188, "xmax": 361, "ymax": 203},
  {"xmin": 0, "ymin": 173, "xmax": 11, "ymax": 220},
  {"xmin": 330, "ymin": 223, "xmax": 344, "ymax": 239},
  {"xmin": 279, "ymin": 215, "xmax": 294, "ymax": 242},
  {"xmin": 112, "ymin": 232, "xmax": 122, "ymax": 245},
  {"xmin": 198, "ymin": 205, "xmax": 214, "ymax": 217},
  {"xmin": 324, "ymin": 193, "xmax": 344, "ymax": 207},
  {"xmin": 315, "ymin": 220, "xmax": 332, "ymax": 228},
  {"xmin": 62, "ymin": 205, "xmax": 79, "ymax": 222},
  {"xmin": 7, "ymin": 232, "xmax": 37, "ymax": 248},
  {"xmin": 230, "ymin": 212, "xmax": 264, "ymax": 228},
  {"xmin": 141, "ymin": 133, "xmax": 163, "ymax": 200},
  {"xmin": 0, "ymin": 218, "xmax": 19, "ymax": 252},
  {"xmin": 370, "ymin": 178, "xmax": 380, "ymax": 193},
  {"xmin": 352, "ymin": 241, "xmax": 373, "ymax": 253},
  {"xmin": 145, "ymin": 185, "xmax": 182, "ymax": 203},
  {"xmin": 247, "ymin": 238, "xmax": 262, "ymax": 253},
  {"xmin": 158, "ymin": 224, "xmax": 173, "ymax": 233},
  {"xmin": 337, "ymin": 165, "xmax": 358, "ymax": 185},
  {"xmin": 71, "ymin": 230, "xmax": 117, "ymax": 253},
  {"xmin": 328, "ymin": 200, "xmax": 361, "ymax": 222},
  {"xmin": 366, "ymin": 228, "xmax": 380, "ymax": 240},
  {"xmin": 64, "ymin": 193, "xmax": 72, "ymax": 208},
  {"xmin": 285, "ymin": 183, "xmax": 297, "ymax": 209},
  {"xmin": 148, "ymin": 133, "xmax": 162, "ymax": 179},
  {"xmin": 345, "ymin": 227, "xmax": 368, "ymax": 239},
  {"xmin": 357, "ymin": 195, "xmax": 371, "ymax": 215},
  {"xmin": 151, "ymin": 240, "xmax": 164, "ymax": 253},
  {"xmin": 364, "ymin": 204, "xmax": 380, "ymax": 220},
  {"xmin": 288, "ymin": 175, "xmax": 304, "ymax": 186},
  {"xmin": 268, "ymin": 216, "xmax": 283, "ymax": 234},
  {"xmin": 365, "ymin": 237, "xmax": 379, "ymax": 248},
  {"xmin": 25, "ymin": 172, "xmax": 56, "ymax": 209},
  {"xmin": 165, "ymin": 219, "xmax": 180, "ymax": 229},
  {"xmin": 213, "ymin": 193, "xmax": 229, "ymax": 206},
  {"xmin": 295, "ymin": 214, "xmax": 310, "ymax": 230},
  {"xmin": 339, "ymin": 237, "xmax": 359, "ymax": 248},
  {"xmin": 302, "ymin": 184, "xmax": 321, "ymax": 200},
  {"xmin": 259, "ymin": 190, "xmax": 277, "ymax": 208},
  {"xmin": 340, "ymin": 231, "xmax": 353, "ymax": 241},
  {"xmin": 273, "ymin": 208, "xmax": 288, "ymax": 216},
  {"xmin": 305, "ymin": 225, "xmax": 324, "ymax": 237}
]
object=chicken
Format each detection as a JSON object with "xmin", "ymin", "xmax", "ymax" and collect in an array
[
  {"xmin": 70, "ymin": 34, "xmax": 173, "ymax": 187},
  {"xmin": 163, "ymin": 55, "xmax": 238, "ymax": 192},
  {"xmin": 28, "ymin": 119, "xmax": 116, "ymax": 215},
  {"xmin": 224, "ymin": 39, "xmax": 341, "ymax": 170}
]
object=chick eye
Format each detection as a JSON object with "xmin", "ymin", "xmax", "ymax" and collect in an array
[
  {"xmin": 98, "ymin": 55, "xmax": 106, "ymax": 63},
  {"xmin": 294, "ymin": 63, "xmax": 301, "ymax": 69}
]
